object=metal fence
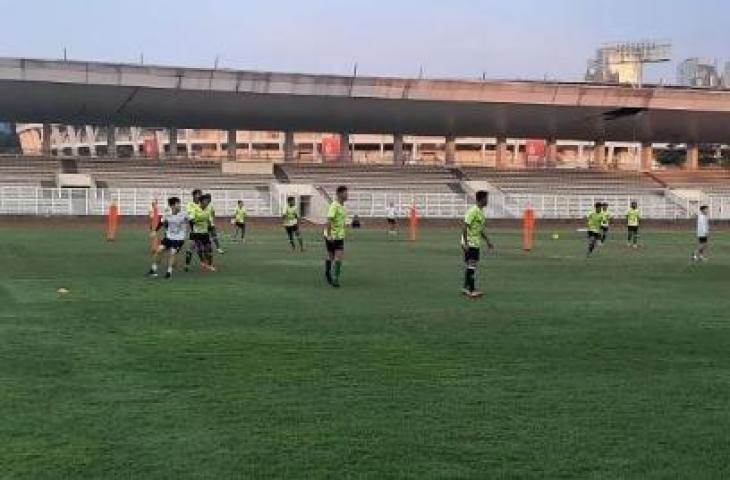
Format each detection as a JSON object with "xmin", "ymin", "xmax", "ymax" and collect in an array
[
  {"xmin": 706, "ymin": 195, "xmax": 730, "ymax": 220},
  {"xmin": 506, "ymin": 194, "xmax": 692, "ymax": 220},
  {"xmin": 0, "ymin": 186, "xmax": 724, "ymax": 220},
  {"xmin": 0, "ymin": 187, "xmax": 274, "ymax": 217},
  {"xmin": 346, "ymin": 192, "xmax": 476, "ymax": 219}
]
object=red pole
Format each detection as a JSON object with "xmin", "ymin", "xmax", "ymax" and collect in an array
[
  {"xmin": 107, "ymin": 202, "xmax": 119, "ymax": 241},
  {"xmin": 409, "ymin": 205, "xmax": 419, "ymax": 242},
  {"xmin": 523, "ymin": 207, "xmax": 535, "ymax": 251},
  {"xmin": 149, "ymin": 200, "xmax": 161, "ymax": 252}
]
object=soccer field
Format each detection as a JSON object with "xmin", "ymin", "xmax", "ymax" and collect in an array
[{"xmin": 1, "ymin": 222, "xmax": 729, "ymax": 479}]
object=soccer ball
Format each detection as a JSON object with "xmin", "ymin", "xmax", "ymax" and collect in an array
[{"xmin": 552, "ymin": 233, "xmax": 560, "ymax": 240}]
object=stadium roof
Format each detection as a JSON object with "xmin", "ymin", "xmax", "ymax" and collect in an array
[{"xmin": 1, "ymin": 57, "xmax": 730, "ymax": 143}]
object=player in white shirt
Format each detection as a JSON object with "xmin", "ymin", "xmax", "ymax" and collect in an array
[
  {"xmin": 148, "ymin": 197, "xmax": 189, "ymax": 278},
  {"xmin": 692, "ymin": 205, "xmax": 710, "ymax": 263},
  {"xmin": 386, "ymin": 202, "xmax": 398, "ymax": 239}
]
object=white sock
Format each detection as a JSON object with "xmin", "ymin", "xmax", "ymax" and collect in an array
[{"xmin": 151, "ymin": 263, "xmax": 158, "ymax": 272}]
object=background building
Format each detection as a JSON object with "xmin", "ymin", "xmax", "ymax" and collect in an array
[
  {"xmin": 677, "ymin": 58, "xmax": 720, "ymax": 87},
  {"xmin": 586, "ymin": 41, "xmax": 671, "ymax": 86}
]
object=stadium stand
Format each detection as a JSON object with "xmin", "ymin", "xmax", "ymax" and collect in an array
[
  {"xmin": 0, "ymin": 157, "xmax": 717, "ymax": 218},
  {"xmin": 74, "ymin": 158, "xmax": 273, "ymax": 190},
  {"xmin": 0, "ymin": 156, "xmax": 276, "ymax": 216},
  {"xmin": 0, "ymin": 156, "xmax": 59, "ymax": 186},
  {"xmin": 462, "ymin": 167, "xmax": 688, "ymax": 219},
  {"xmin": 652, "ymin": 170, "xmax": 730, "ymax": 194},
  {"xmin": 279, "ymin": 164, "xmax": 464, "ymax": 194},
  {"xmin": 462, "ymin": 168, "xmax": 665, "ymax": 195}
]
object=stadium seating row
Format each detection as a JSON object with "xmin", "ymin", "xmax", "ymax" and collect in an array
[
  {"xmin": 278, "ymin": 164, "xmax": 464, "ymax": 194},
  {"xmin": 0, "ymin": 157, "xmax": 728, "ymax": 220},
  {"xmin": 652, "ymin": 170, "xmax": 730, "ymax": 194}
]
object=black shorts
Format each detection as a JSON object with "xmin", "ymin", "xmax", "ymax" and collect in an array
[
  {"xmin": 628, "ymin": 226, "xmax": 639, "ymax": 233},
  {"xmin": 285, "ymin": 225, "xmax": 299, "ymax": 234},
  {"xmin": 191, "ymin": 232, "xmax": 211, "ymax": 246},
  {"xmin": 325, "ymin": 239, "xmax": 345, "ymax": 253},
  {"xmin": 601, "ymin": 226, "xmax": 609, "ymax": 232},
  {"xmin": 464, "ymin": 247, "xmax": 480, "ymax": 263},
  {"xmin": 235, "ymin": 222, "xmax": 246, "ymax": 229},
  {"xmin": 162, "ymin": 238, "xmax": 185, "ymax": 251},
  {"xmin": 587, "ymin": 231, "xmax": 601, "ymax": 239},
  {"xmin": 387, "ymin": 218, "xmax": 396, "ymax": 225},
  {"xmin": 699, "ymin": 236, "xmax": 709, "ymax": 244}
]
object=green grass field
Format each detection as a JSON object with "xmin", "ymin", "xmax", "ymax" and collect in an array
[{"xmin": 2, "ymin": 222, "xmax": 730, "ymax": 479}]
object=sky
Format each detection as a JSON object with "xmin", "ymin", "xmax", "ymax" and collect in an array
[{"xmin": 0, "ymin": 0, "xmax": 728, "ymax": 82}]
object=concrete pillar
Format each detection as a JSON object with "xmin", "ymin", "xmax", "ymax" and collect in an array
[
  {"xmin": 42, "ymin": 123, "xmax": 52, "ymax": 155},
  {"xmin": 69, "ymin": 126, "xmax": 81, "ymax": 156},
  {"xmin": 340, "ymin": 132, "xmax": 351, "ymax": 163},
  {"xmin": 640, "ymin": 142, "xmax": 653, "ymax": 171},
  {"xmin": 577, "ymin": 144, "xmax": 585, "ymax": 165},
  {"xmin": 594, "ymin": 140, "xmax": 606, "ymax": 168},
  {"xmin": 106, "ymin": 126, "xmax": 116, "ymax": 157},
  {"xmin": 311, "ymin": 142, "xmax": 319, "ymax": 162},
  {"xmin": 168, "ymin": 127, "xmax": 178, "ymax": 157},
  {"xmin": 445, "ymin": 135, "xmax": 456, "ymax": 165},
  {"xmin": 227, "ymin": 129, "xmax": 237, "ymax": 160},
  {"xmin": 495, "ymin": 136, "xmax": 508, "ymax": 168},
  {"xmin": 185, "ymin": 131, "xmax": 193, "ymax": 157},
  {"xmin": 546, "ymin": 138, "xmax": 558, "ymax": 164},
  {"xmin": 283, "ymin": 131, "xmax": 295, "ymax": 162},
  {"xmin": 515, "ymin": 141, "xmax": 523, "ymax": 167},
  {"xmin": 686, "ymin": 143, "xmax": 699, "ymax": 171},
  {"xmin": 608, "ymin": 145, "xmax": 617, "ymax": 169},
  {"xmin": 130, "ymin": 127, "xmax": 141, "ymax": 157},
  {"xmin": 85, "ymin": 126, "xmax": 97, "ymax": 156},
  {"xmin": 393, "ymin": 133, "xmax": 404, "ymax": 166}
]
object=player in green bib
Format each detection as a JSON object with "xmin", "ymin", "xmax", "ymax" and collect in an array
[
  {"xmin": 626, "ymin": 201, "xmax": 640, "ymax": 249},
  {"xmin": 232, "ymin": 200, "xmax": 247, "ymax": 242},
  {"xmin": 324, "ymin": 186, "xmax": 348, "ymax": 287},
  {"xmin": 188, "ymin": 194, "xmax": 216, "ymax": 272},
  {"xmin": 586, "ymin": 202, "xmax": 604, "ymax": 257},
  {"xmin": 207, "ymin": 198, "xmax": 224, "ymax": 255},
  {"xmin": 282, "ymin": 197, "xmax": 304, "ymax": 252},
  {"xmin": 461, "ymin": 190, "xmax": 494, "ymax": 298},
  {"xmin": 599, "ymin": 202, "xmax": 611, "ymax": 244},
  {"xmin": 184, "ymin": 189, "xmax": 203, "ymax": 270}
]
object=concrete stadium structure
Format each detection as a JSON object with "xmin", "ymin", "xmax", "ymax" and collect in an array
[{"xmin": 3, "ymin": 57, "xmax": 730, "ymax": 171}]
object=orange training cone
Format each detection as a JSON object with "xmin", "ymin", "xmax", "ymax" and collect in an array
[
  {"xmin": 149, "ymin": 200, "xmax": 161, "ymax": 253},
  {"xmin": 107, "ymin": 202, "xmax": 120, "ymax": 241},
  {"xmin": 523, "ymin": 207, "xmax": 536, "ymax": 251},
  {"xmin": 409, "ymin": 205, "xmax": 419, "ymax": 242}
]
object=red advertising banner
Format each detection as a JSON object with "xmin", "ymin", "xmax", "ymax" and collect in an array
[
  {"xmin": 525, "ymin": 139, "xmax": 546, "ymax": 160},
  {"xmin": 143, "ymin": 137, "xmax": 159, "ymax": 157},
  {"xmin": 322, "ymin": 136, "xmax": 341, "ymax": 159}
]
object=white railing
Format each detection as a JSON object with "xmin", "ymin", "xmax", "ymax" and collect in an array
[
  {"xmin": 505, "ymin": 194, "xmax": 692, "ymax": 220},
  {"xmin": 0, "ymin": 187, "xmax": 274, "ymax": 217},
  {"xmin": 707, "ymin": 195, "xmax": 730, "ymax": 219},
  {"xmin": 343, "ymin": 191, "xmax": 513, "ymax": 219},
  {"xmin": 342, "ymin": 192, "xmax": 692, "ymax": 220},
  {"xmin": 0, "ymin": 186, "xmax": 713, "ymax": 219},
  {"xmin": 346, "ymin": 192, "xmax": 469, "ymax": 219}
]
